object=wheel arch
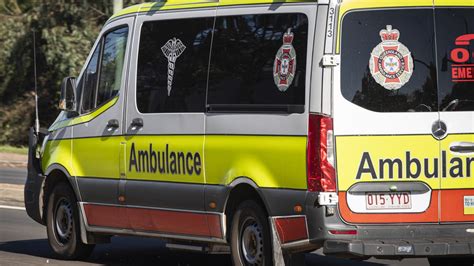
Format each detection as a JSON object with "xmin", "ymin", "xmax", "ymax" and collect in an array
[
  {"xmin": 223, "ymin": 177, "xmax": 271, "ymax": 241},
  {"xmin": 43, "ymin": 164, "xmax": 80, "ymax": 223}
]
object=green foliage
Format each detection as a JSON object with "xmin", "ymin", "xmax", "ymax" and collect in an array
[
  {"xmin": 0, "ymin": 0, "xmax": 145, "ymax": 146},
  {"xmin": 0, "ymin": 145, "xmax": 28, "ymax": 155},
  {"xmin": 0, "ymin": 92, "xmax": 35, "ymax": 145}
]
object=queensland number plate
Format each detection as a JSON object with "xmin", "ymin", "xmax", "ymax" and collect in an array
[{"xmin": 365, "ymin": 192, "xmax": 411, "ymax": 210}]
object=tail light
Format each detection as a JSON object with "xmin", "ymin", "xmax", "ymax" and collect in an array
[{"xmin": 307, "ymin": 114, "xmax": 336, "ymax": 192}]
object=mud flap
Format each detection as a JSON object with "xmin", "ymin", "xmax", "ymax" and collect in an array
[
  {"xmin": 271, "ymin": 218, "xmax": 307, "ymax": 265},
  {"xmin": 270, "ymin": 218, "xmax": 285, "ymax": 266},
  {"xmin": 24, "ymin": 127, "xmax": 46, "ymax": 225}
]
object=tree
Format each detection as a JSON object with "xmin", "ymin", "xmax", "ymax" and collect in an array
[{"xmin": 0, "ymin": 0, "xmax": 145, "ymax": 146}]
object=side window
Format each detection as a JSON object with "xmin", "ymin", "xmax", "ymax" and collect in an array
[
  {"xmin": 78, "ymin": 26, "xmax": 129, "ymax": 114},
  {"xmin": 436, "ymin": 8, "xmax": 474, "ymax": 111},
  {"xmin": 97, "ymin": 27, "xmax": 129, "ymax": 107},
  {"xmin": 136, "ymin": 17, "xmax": 214, "ymax": 113},
  {"xmin": 80, "ymin": 45, "xmax": 100, "ymax": 113},
  {"xmin": 341, "ymin": 9, "xmax": 438, "ymax": 112},
  {"xmin": 207, "ymin": 13, "xmax": 308, "ymax": 112}
]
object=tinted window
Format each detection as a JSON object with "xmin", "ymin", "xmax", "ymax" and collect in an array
[
  {"xmin": 78, "ymin": 26, "xmax": 129, "ymax": 114},
  {"xmin": 97, "ymin": 27, "xmax": 129, "ymax": 107},
  {"xmin": 80, "ymin": 45, "xmax": 100, "ymax": 113},
  {"xmin": 207, "ymin": 13, "xmax": 308, "ymax": 111},
  {"xmin": 436, "ymin": 8, "xmax": 474, "ymax": 111},
  {"xmin": 341, "ymin": 10, "xmax": 438, "ymax": 112},
  {"xmin": 136, "ymin": 18, "xmax": 214, "ymax": 113}
]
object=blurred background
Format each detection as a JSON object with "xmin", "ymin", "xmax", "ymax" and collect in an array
[{"xmin": 0, "ymin": 0, "xmax": 146, "ymax": 148}]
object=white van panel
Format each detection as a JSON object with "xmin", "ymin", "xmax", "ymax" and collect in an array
[
  {"xmin": 333, "ymin": 63, "xmax": 439, "ymax": 135},
  {"xmin": 309, "ymin": 5, "xmax": 328, "ymax": 114}
]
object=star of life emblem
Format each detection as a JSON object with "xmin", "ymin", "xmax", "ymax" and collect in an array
[
  {"xmin": 273, "ymin": 29, "xmax": 297, "ymax": 92},
  {"xmin": 161, "ymin": 38, "xmax": 186, "ymax": 96},
  {"xmin": 369, "ymin": 25, "xmax": 414, "ymax": 90}
]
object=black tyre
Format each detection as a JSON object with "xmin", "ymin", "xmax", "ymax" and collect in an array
[
  {"xmin": 230, "ymin": 200, "xmax": 273, "ymax": 266},
  {"xmin": 46, "ymin": 182, "xmax": 94, "ymax": 260}
]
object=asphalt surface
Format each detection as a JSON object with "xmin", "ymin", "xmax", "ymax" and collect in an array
[
  {"xmin": 0, "ymin": 167, "xmax": 26, "ymax": 185},
  {"xmin": 0, "ymin": 167, "xmax": 431, "ymax": 266}
]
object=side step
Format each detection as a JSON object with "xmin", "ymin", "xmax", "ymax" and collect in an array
[{"xmin": 166, "ymin": 242, "xmax": 230, "ymax": 254}]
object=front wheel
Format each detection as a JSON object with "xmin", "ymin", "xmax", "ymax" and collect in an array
[
  {"xmin": 230, "ymin": 200, "xmax": 273, "ymax": 266},
  {"xmin": 46, "ymin": 182, "xmax": 94, "ymax": 260}
]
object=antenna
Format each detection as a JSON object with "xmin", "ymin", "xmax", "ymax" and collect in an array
[{"xmin": 33, "ymin": 30, "xmax": 40, "ymax": 134}]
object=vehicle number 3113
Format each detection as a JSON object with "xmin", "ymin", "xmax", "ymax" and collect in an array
[{"xmin": 366, "ymin": 192, "xmax": 412, "ymax": 210}]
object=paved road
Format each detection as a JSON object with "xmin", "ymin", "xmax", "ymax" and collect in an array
[
  {"xmin": 0, "ymin": 167, "xmax": 430, "ymax": 265},
  {"xmin": 0, "ymin": 167, "xmax": 26, "ymax": 185},
  {"xmin": 0, "ymin": 208, "xmax": 431, "ymax": 266}
]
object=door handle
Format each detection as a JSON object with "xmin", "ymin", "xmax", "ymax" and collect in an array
[
  {"xmin": 450, "ymin": 142, "xmax": 474, "ymax": 153},
  {"xmin": 106, "ymin": 119, "xmax": 119, "ymax": 129},
  {"xmin": 130, "ymin": 118, "xmax": 143, "ymax": 130}
]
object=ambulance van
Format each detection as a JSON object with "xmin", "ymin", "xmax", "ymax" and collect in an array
[{"xmin": 24, "ymin": 0, "xmax": 474, "ymax": 265}]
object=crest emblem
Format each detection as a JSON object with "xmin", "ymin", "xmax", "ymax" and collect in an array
[
  {"xmin": 161, "ymin": 38, "xmax": 186, "ymax": 96},
  {"xmin": 274, "ymin": 29, "xmax": 297, "ymax": 92},
  {"xmin": 369, "ymin": 25, "xmax": 414, "ymax": 90}
]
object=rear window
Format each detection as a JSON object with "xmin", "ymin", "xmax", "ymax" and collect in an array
[
  {"xmin": 436, "ymin": 8, "xmax": 474, "ymax": 112},
  {"xmin": 341, "ymin": 9, "xmax": 438, "ymax": 112}
]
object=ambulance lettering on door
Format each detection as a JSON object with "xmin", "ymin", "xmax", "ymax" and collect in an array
[{"xmin": 356, "ymin": 151, "xmax": 474, "ymax": 180}]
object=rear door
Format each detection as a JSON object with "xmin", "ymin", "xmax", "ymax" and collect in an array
[
  {"xmin": 434, "ymin": 4, "xmax": 474, "ymax": 223},
  {"xmin": 334, "ymin": 6, "xmax": 441, "ymax": 224}
]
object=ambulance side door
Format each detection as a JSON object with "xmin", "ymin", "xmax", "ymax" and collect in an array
[
  {"xmin": 72, "ymin": 18, "xmax": 132, "ymax": 209},
  {"xmin": 434, "ymin": 4, "xmax": 474, "ymax": 223},
  {"xmin": 123, "ymin": 10, "xmax": 217, "ymax": 237}
]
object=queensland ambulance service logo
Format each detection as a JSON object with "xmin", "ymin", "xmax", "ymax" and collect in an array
[
  {"xmin": 273, "ymin": 29, "xmax": 297, "ymax": 92},
  {"xmin": 369, "ymin": 25, "xmax": 413, "ymax": 90},
  {"xmin": 161, "ymin": 38, "xmax": 186, "ymax": 96}
]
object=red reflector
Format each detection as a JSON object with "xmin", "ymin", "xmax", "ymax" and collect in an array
[
  {"xmin": 328, "ymin": 230, "xmax": 357, "ymax": 235},
  {"xmin": 274, "ymin": 217, "xmax": 308, "ymax": 244},
  {"xmin": 307, "ymin": 114, "xmax": 336, "ymax": 192}
]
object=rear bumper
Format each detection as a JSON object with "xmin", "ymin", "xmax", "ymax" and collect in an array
[
  {"xmin": 264, "ymin": 189, "xmax": 474, "ymax": 257},
  {"xmin": 305, "ymin": 190, "xmax": 474, "ymax": 257},
  {"xmin": 324, "ymin": 237, "xmax": 474, "ymax": 257}
]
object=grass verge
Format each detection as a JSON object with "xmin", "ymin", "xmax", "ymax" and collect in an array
[{"xmin": 0, "ymin": 145, "xmax": 28, "ymax": 155}]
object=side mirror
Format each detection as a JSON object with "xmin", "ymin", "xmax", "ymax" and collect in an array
[{"xmin": 59, "ymin": 77, "xmax": 76, "ymax": 112}]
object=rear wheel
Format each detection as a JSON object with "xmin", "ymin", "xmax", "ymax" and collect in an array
[
  {"xmin": 230, "ymin": 200, "xmax": 272, "ymax": 266},
  {"xmin": 46, "ymin": 182, "xmax": 94, "ymax": 260}
]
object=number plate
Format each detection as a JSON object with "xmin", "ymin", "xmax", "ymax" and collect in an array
[{"xmin": 365, "ymin": 192, "xmax": 412, "ymax": 210}]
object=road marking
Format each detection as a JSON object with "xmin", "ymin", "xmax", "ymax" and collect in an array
[{"xmin": 0, "ymin": 205, "xmax": 25, "ymax": 211}]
